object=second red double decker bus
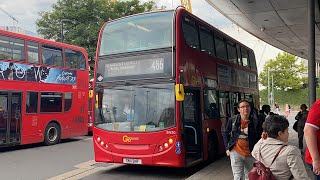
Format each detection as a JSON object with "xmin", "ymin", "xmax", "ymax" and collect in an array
[
  {"xmin": 0, "ymin": 29, "xmax": 89, "ymax": 147},
  {"xmin": 93, "ymin": 7, "xmax": 259, "ymax": 167}
]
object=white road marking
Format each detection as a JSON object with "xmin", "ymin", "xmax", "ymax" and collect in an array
[{"xmin": 48, "ymin": 160, "xmax": 124, "ymax": 180}]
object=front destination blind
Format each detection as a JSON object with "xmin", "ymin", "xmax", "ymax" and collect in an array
[{"xmin": 99, "ymin": 52, "xmax": 172, "ymax": 81}]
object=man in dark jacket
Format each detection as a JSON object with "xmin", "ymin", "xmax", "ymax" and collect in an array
[
  {"xmin": 223, "ymin": 100, "xmax": 261, "ymax": 180},
  {"xmin": 295, "ymin": 104, "xmax": 308, "ymax": 151}
]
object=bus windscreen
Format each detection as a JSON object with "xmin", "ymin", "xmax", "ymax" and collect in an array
[
  {"xmin": 99, "ymin": 11, "xmax": 174, "ymax": 56},
  {"xmin": 95, "ymin": 83, "xmax": 175, "ymax": 132}
]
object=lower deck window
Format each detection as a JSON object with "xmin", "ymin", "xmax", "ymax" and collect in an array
[{"xmin": 40, "ymin": 92, "xmax": 62, "ymax": 112}]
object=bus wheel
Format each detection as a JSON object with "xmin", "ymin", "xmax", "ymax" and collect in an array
[
  {"xmin": 208, "ymin": 134, "xmax": 218, "ymax": 162},
  {"xmin": 44, "ymin": 122, "xmax": 60, "ymax": 146}
]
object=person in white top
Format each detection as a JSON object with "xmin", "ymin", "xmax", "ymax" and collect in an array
[{"xmin": 252, "ymin": 115, "xmax": 310, "ymax": 180}]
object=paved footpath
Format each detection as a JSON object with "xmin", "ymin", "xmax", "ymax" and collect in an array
[{"xmin": 187, "ymin": 111, "xmax": 313, "ymax": 180}]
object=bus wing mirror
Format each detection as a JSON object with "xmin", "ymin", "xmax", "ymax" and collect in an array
[
  {"xmin": 175, "ymin": 84, "xmax": 184, "ymax": 101},
  {"xmin": 89, "ymin": 90, "xmax": 93, "ymax": 98}
]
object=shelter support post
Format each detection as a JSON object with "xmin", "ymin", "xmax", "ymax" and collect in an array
[{"xmin": 308, "ymin": 0, "xmax": 316, "ymax": 106}]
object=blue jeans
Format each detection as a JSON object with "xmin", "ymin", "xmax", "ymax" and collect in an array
[
  {"xmin": 230, "ymin": 150, "xmax": 255, "ymax": 180},
  {"xmin": 308, "ymin": 163, "xmax": 320, "ymax": 180}
]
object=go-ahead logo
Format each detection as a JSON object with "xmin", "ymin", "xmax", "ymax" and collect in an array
[{"xmin": 122, "ymin": 135, "xmax": 139, "ymax": 142}]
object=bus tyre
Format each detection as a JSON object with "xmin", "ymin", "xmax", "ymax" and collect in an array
[
  {"xmin": 44, "ymin": 123, "xmax": 60, "ymax": 146},
  {"xmin": 208, "ymin": 134, "xmax": 218, "ymax": 162}
]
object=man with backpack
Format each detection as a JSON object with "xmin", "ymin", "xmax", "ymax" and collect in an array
[{"xmin": 223, "ymin": 100, "xmax": 261, "ymax": 180}]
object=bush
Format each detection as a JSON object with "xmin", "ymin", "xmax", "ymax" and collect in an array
[{"xmin": 259, "ymin": 88, "xmax": 320, "ymax": 111}]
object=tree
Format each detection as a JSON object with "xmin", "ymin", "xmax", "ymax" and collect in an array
[
  {"xmin": 259, "ymin": 52, "xmax": 307, "ymax": 90},
  {"xmin": 36, "ymin": 0, "xmax": 157, "ymax": 70}
]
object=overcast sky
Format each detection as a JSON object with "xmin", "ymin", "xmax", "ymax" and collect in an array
[
  {"xmin": 0, "ymin": 0, "xmax": 283, "ymax": 72},
  {"xmin": 0, "ymin": 0, "xmax": 231, "ymax": 34}
]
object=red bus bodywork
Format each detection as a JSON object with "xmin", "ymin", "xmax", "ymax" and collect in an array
[
  {"xmin": 93, "ymin": 8, "xmax": 259, "ymax": 167},
  {"xmin": 0, "ymin": 30, "xmax": 89, "ymax": 147},
  {"xmin": 88, "ymin": 79, "xmax": 94, "ymax": 133}
]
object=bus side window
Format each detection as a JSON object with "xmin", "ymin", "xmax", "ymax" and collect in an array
[
  {"xmin": 0, "ymin": 35, "xmax": 25, "ymax": 61},
  {"xmin": 26, "ymin": 92, "xmax": 38, "ymax": 113},
  {"xmin": 27, "ymin": 41, "xmax": 39, "ymax": 64},
  {"xmin": 182, "ymin": 16, "xmax": 200, "ymax": 49},
  {"xmin": 204, "ymin": 89, "xmax": 219, "ymax": 119},
  {"xmin": 64, "ymin": 93, "xmax": 73, "ymax": 112},
  {"xmin": 40, "ymin": 92, "xmax": 62, "ymax": 113},
  {"xmin": 65, "ymin": 49, "xmax": 86, "ymax": 70},
  {"xmin": 199, "ymin": 26, "xmax": 215, "ymax": 56},
  {"xmin": 78, "ymin": 53, "xmax": 86, "ymax": 70},
  {"xmin": 219, "ymin": 92, "xmax": 231, "ymax": 118},
  {"xmin": 42, "ymin": 45, "xmax": 62, "ymax": 67},
  {"xmin": 236, "ymin": 44, "xmax": 242, "ymax": 65},
  {"xmin": 215, "ymin": 35, "xmax": 227, "ymax": 60},
  {"xmin": 249, "ymin": 50, "xmax": 257, "ymax": 70},
  {"xmin": 241, "ymin": 47, "xmax": 249, "ymax": 68}
]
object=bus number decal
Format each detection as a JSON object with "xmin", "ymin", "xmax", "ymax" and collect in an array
[
  {"xmin": 166, "ymin": 131, "xmax": 176, "ymax": 135},
  {"xmin": 151, "ymin": 59, "xmax": 164, "ymax": 71}
]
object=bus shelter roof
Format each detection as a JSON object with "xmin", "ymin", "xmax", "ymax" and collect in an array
[{"xmin": 206, "ymin": 0, "xmax": 320, "ymax": 62}]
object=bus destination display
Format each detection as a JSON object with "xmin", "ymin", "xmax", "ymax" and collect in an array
[{"xmin": 102, "ymin": 52, "xmax": 172, "ymax": 80}]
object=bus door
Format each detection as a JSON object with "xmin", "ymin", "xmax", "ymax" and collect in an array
[
  {"xmin": 0, "ymin": 92, "xmax": 21, "ymax": 146},
  {"xmin": 182, "ymin": 89, "xmax": 202, "ymax": 165}
]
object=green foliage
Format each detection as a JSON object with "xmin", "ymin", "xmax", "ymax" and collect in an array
[
  {"xmin": 259, "ymin": 52, "xmax": 307, "ymax": 90},
  {"xmin": 259, "ymin": 88, "xmax": 320, "ymax": 110},
  {"xmin": 36, "ymin": 0, "xmax": 157, "ymax": 72}
]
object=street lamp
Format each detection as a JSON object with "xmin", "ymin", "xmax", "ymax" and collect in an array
[
  {"xmin": 60, "ymin": 19, "xmax": 72, "ymax": 43},
  {"xmin": 267, "ymin": 68, "xmax": 275, "ymax": 106}
]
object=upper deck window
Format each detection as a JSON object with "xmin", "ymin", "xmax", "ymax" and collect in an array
[
  {"xmin": 65, "ymin": 49, "xmax": 86, "ymax": 70},
  {"xmin": 0, "ymin": 35, "xmax": 25, "ymax": 61},
  {"xmin": 249, "ymin": 50, "xmax": 257, "ymax": 70},
  {"xmin": 227, "ymin": 42, "xmax": 237, "ymax": 64},
  {"xmin": 42, "ymin": 45, "xmax": 63, "ymax": 67},
  {"xmin": 199, "ymin": 26, "xmax": 214, "ymax": 56},
  {"xmin": 241, "ymin": 47, "xmax": 249, "ymax": 68},
  {"xmin": 215, "ymin": 36, "xmax": 227, "ymax": 60},
  {"xmin": 182, "ymin": 17, "xmax": 200, "ymax": 49},
  {"xmin": 27, "ymin": 41, "xmax": 39, "ymax": 64},
  {"xmin": 236, "ymin": 44, "xmax": 242, "ymax": 65},
  {"xmin": 99, "ymin": 11, "xmax": 174, "ymax": 56}
]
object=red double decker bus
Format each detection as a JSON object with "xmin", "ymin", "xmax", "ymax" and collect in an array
[
  {"xmin": 88, "ymin": 79, "xmax": 94, "ymax": 133},
  {"xmin": 93, "ymin": 7, "xmax": 259, "ymax": 167},
  {"xmin": 0, "ymin": 29, "xmax": 89, "ymax": 147}
]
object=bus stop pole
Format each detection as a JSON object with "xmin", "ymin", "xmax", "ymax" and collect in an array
[{"xmin": 308, "ymin": 0, "xmax": 316, "ymax": 107}]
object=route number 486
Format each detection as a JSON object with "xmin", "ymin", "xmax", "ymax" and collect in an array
[{"xmin": 151, "ymin": 59, "xmax": 164, "ymax": 71}]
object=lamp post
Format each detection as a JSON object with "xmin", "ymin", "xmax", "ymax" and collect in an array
[
  {"xmin": 267, "ymin": 68, "xmax": 274, "ymax": 106},
  {"xmin": 271, "ymin": 73, "xmax": 274, "ymax": 106},
  {"xmin": 60, "ymin": 19, "xmax": 72, "ymax": 43}
]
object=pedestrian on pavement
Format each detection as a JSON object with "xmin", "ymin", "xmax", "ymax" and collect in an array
[
  {"xmin": 284, "ymin": 104, "xmax": 290, "ymax": 117},
  {"xmin": 257, "ymin": 105, "xmax": 272, "ymax": 136},
  {"xmin": 223, "ymin": 100, "xmax": 261, "ymax": 180},
  {"xmin": 304, "ymin": 99, "xmax": 320, "ymax": 179},
  {"xmin": 252, "ymin": 115, "xmax": 310, "ymax": 180},
  {"xmin": 295, "ymin": 104, "xmax": 308, "ymax": 151},
  {"xmin": 274, "ymin": 103, "xmax": 280, "ymax": 114}
]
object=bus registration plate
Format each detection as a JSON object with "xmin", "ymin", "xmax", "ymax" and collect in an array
[{"xmin": 123, "ymin": 158, "xmax": 142, "ymax": 164}]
